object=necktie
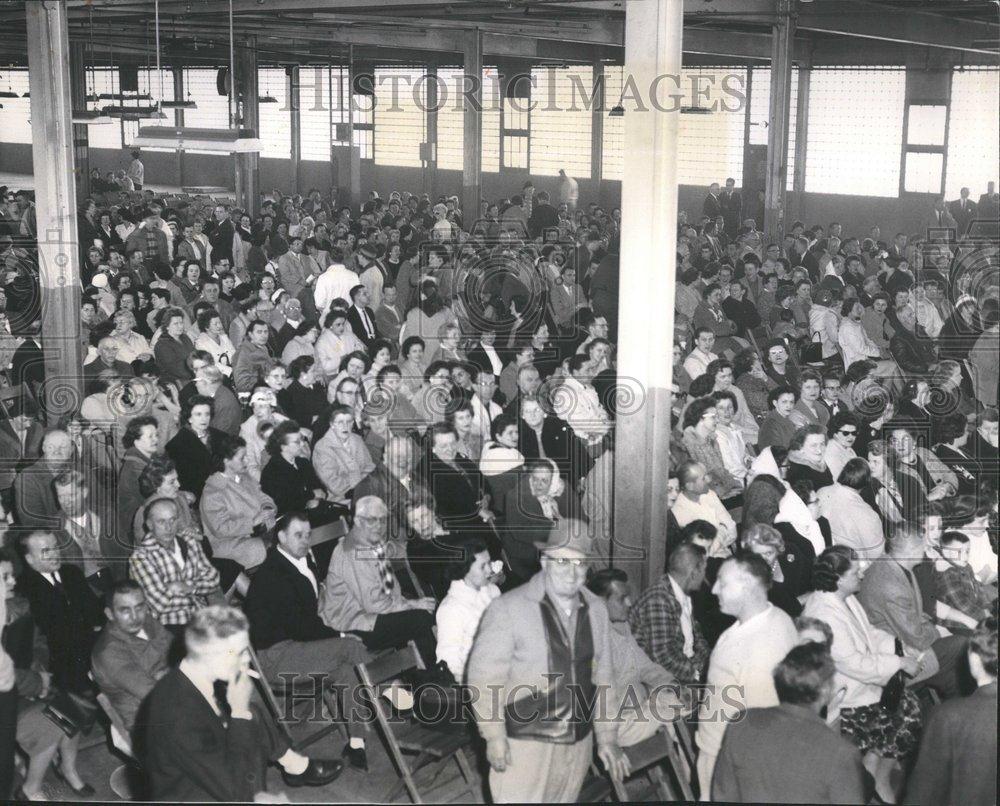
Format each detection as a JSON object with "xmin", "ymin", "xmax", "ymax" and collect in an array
[
  {"xmin": 212, "ymin": 680, "xmax": 232, "ymax": 726},
  {"xmin": 362, "ymin": 308, "xmax": 374, "ymax": 339},
  {"xmin": 372, "ymin": 543, "xmax": 394, "ymax": 595}
]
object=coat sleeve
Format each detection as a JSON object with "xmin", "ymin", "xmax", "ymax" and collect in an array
[
  {"xmin": 904, "ymin": 707, "xmax": 952, "ymax": 806},
  {"xmin": 465, "ymin": 596, "xmax": 516, "ymax": 742},
  {"xmin": 710, "ymin": 728, "xmax": 741, "ymax": 802}
]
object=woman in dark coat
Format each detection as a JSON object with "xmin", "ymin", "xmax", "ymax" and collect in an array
[
  {"xmin": 164, "ymin": 395, "xmax": 227, "ymax": 500},
  {"xmin": 259, "ymin": 420, "xmax": 342, "ymax": 526},
  {"xmin": 515, "ymin": 397, "xmax": 592, "ymax": 489}
]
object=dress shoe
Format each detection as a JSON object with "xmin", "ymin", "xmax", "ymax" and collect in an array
[
  {"xmin": 281, "ymin": 758, "xmax": 344, "ymax": 788},
  {"xmin": 52, "ymin": 765, "xmax": 96, "ymax": 797},
  {"xmin": 342, "ymin": 741, "xmax": 369, "ymax": 772}
]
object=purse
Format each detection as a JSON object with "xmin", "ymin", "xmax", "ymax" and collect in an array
[{"xmin": 41, "ymin": 689, "xmax": 99, "ymax": 738}]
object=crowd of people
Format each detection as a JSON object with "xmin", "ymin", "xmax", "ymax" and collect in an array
[{"xmin": 0, "ymin": 165, "xmax": 997, "ymax": 803}]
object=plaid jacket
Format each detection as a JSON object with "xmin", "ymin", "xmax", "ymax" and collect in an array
[
  {"xmin": 629, "ymin": 573, "xmax": 710, "ymax": 685},
  {"xmin": 129, "ymin": 530, "xmax": 221, "ymax": 626},
  {"xmin": 936, "ymin": 563, "xmax": 994, "ymax": 623}
]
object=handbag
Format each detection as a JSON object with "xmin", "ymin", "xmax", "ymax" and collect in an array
[
  {"xmin": 399, "ymin": 662, "xmax": 467, "ymax": 732},
  {"xmin": 41, "ymin": 689, "xmax": 99, "ymax": 738}
]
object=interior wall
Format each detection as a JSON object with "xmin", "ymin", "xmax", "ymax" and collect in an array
[{"xmin": 0, "ymin": 143, "xmax": 939, "ymax": 237}]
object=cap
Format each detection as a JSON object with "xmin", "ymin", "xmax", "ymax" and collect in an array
[{"xmin": 533, "ymin": 518, "xmax": 595, "ymax": 557}]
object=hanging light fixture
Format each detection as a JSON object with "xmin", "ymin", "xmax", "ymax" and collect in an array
[
  {"xmin": 258, "ymin": 64, "xmax": 277, "ymax": 103},
  {"xmin": 152, "ymin": 0, "xmax": 197, "ymax": 109}
]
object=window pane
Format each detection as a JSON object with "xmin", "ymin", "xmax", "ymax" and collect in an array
[
  {"xmin": 482, "ymin": 68, "xmax": 501, "ymax": 173},
  {"xmin": 904, "ymin": 151, "xmax": 943, "ymax": 194},
  {"xmin": 748, "ymin": 67, "xmax": 799, "ymax": 190},
  {"xmin": 374, "ymin": 68, "xmax": 424, "ymax": 168},
  {"xmin": 437, "ymin": 67, "xmax": 464, "ymax": 171},
  {"xmin": 805, "ymin": 68, "xmax": 905, "ymax": 196},
  {"xmin": 257, "ymin": 68, "xmax": 291, "ymax": 159},
  {"xmin": 86, "ymin": 69, "xmax": 123, "ymax": 151},
  {"xmin": 299, "ymin": 66, "xmax": 332, "ymax": 162},
  {"xmin": 529, "ymin": 66, "xmax": 591, "ymax": 177},
  {"xmin": 946, "ymin": 68, "xmax": 1000, "ymax": 199},
  {"xmin": 677, "ymin": 68, "xmax": 747, "ymax": 187},
  {"xmin": 906, "ymin": 104, "xmax": 947, "ymax": 147},
  {"xmin": 601, "ymin": 65, "xmax": 624, "ymax": 181},
  {"xmin": 0, "ymin": 69, "xmax": 32, "ymax": 144},
  {"xmin": 504, "ymin": 134, "xmax": 528, "ymax": 170}
]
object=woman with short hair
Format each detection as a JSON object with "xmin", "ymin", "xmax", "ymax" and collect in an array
[
  {"xmin": 802, "ymin": 545, "xmax": 923, "ymax": 804},
  {"xmin": 817, "ymin": 458, "xmax": 886, "ymax": 559}
]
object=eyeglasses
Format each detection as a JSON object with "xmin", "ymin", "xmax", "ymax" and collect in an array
[
  {"xmin": 546, "ymin": 556, "xmax": 586, "ymax": 568},
  {"xmin": 838, "ymin": 429, "xmax": 858, "ymax": 437}
]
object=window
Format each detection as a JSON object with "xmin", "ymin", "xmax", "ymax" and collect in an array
[
  {"xmin": 529, "ymin": 66, "xmax": 592, "ymax": 177},
  {"xmin": 946, "ymin": 68, "xmax": 999, "ymax": 199},
  {"xmin": 0, "ymin": 69, "xmax": 32, "ymax": 144},
  {"xmin": 748, "ymin": 67, "xmax": 799, "ymax": 191},
  {"xmin": 299, "ymin": 66, "xmax": 333, "ymax": 162},
  {"xmin": 502, "ymin": 96, "xmax": 529, "ymax": 170},
  {"xmin": 257, "ymin": 67, "xmax": 291, "ymax": 159},
  {"xmin": 124, "ymin": 69, "xmax": 176, "ymax": 152},
  {"xmin": 374, "ymin": 68, "xmax": 425, "ymax": 168},
  {"xmin": 677, "ymin": 67, "xmax": 747, "ymax": 187},
  {"xmin": 183, "ymin": 68, "xmax": 233, "ymax": 155},
  {"xmin": 601, "ymin": 65, "xmax": 624, "ymax": 181},
  {"xmin": 86, "ymin": 69, "xmax": 123, "ymax": 151},
  {"xmin": 481, "ymin": 68, "xmax": 501, "ymax": 173},
  {"xmin": 901, "ymin": 103, "xmax": 947, "ymax": 195},
  {"xmin": 805, "ymin": 68, "xmax": 905, "ymax": 196},
  {"xmin": 436, "ymin": 68, "xmax": 463, "ymax": 171}
]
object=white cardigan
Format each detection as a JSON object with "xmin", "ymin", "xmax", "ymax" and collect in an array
[
  {"xmin": 435, "ymin": 579, "xmax": 501, "ymax": 681},
  {"xmin": 801, "ymin": 591, "xmax": 901, "ymax": 719}
]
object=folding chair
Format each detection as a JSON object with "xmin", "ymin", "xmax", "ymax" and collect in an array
[
  {"xmin": 356, "ymin": 642, "xmax": 478, "ymax": 804},
  {"xmin": 607, "ymin": 723, "xmax": 696, "ymax": 802},
  {"xmin": 95, "ymin": 693, "xmax": 138, "ymax": 800},
  {"xmin": 247, "ymin": 643, "xmax": 347, "ymax": 752}
]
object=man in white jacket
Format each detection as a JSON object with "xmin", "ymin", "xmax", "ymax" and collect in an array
[{"xmin": 313, "ymin": 246, "xmax": 360, "ymax": 321}]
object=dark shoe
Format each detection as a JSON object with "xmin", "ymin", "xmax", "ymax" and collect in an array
[
  {"xmin": 52, "ymin": 765, "xmax": 96, "ymax": 797},
  {"xmin": 342, "ymin": 741, "xmax": 369, "ymax": 772},
  {"xmin": 282, "ymin": 758, "xmax": 344, "ymax": 788}
]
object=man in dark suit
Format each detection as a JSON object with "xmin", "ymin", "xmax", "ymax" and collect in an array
[
  {"xmin": 207, "ymin": 203, "xmax": 236, "ymax": 267},
  {"xmin": 14, "ymin": 429, "xmax": 74, "ymax": 529},
  {"xmin": 949, "ymin": 187, "xmax": 978, "ymax": 235},
  {"xmin": 527, "ymin": 190, "xmax": 560, "ymax": 239},
  {"xmin": 140, "ymin": 605, "xmax": 343, "ymax": 802},
  {"xmin": 346, "ymin": 284, "xmax": 380, "ymax": 350},
  {"xmin": 712, "ymin": 642, "xmax": 870, "ymax": 803},
  {"xmin": 244, "ymin": 512, "xmax": 373, "ymax": 771},
  {"xmin": 905, "ymin": 615, "xmax": 997, "ymax": 806},
  {"xmin": 977, "ymin": 180, "xmax": 998, "ymax": 223},
  {"xmin": 924, "ymin": 196, "xmax": 958, "ymax": 235},
  {"xmin": 0, "ymin": 397, "xmax": 43, "ymax": 510},
  {"xmin": 720, "ymin": 177, "xmax": 742, "ymax": 238},
  {"xmin": 703, "ymin": 182, "xmax": 722, "ymax": 220},
  {"xmin": 16, "ymin": 529, "xmax": 104, "ymax": 695}
]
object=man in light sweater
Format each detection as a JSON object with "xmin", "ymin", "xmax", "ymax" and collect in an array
[{"xmin": 696, "ymin": 553, "xmax": 798, "ymax": 796}]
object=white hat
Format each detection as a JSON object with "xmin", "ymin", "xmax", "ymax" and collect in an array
[{"xmin": 91, "ymin": 273, "xmax": 109, "ymax": 289}]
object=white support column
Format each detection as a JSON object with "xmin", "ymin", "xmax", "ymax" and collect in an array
[
  {"xmin": 764, "ymin": 0, "xmax": 796, "ymax": 242},
  {"xmin": 613, "ymin": 0, "xmax": 683, "ymax": 590},
  {"xmin": 26, "ymin": 0, "xmax": 83, "ymax": 420},
  {"xmin": 462, "ymin": 29, "xmax": 483, "ymax": 227}
]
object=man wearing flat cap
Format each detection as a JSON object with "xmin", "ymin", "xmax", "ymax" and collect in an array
[{"xmin": 465, "ymin": 519, "xmax": 631, "ymax": 802}]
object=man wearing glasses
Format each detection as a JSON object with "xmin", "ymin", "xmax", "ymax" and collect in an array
[
  {"xmin": 320, "ymin": 495, "xmax": 437, "ymax": 663},
  {"xmin": 466, "ymin": 519, "xmax": 631, "ymax": 803}
]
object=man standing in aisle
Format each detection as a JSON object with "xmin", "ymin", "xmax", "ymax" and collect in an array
[
  {"xmin": 466, "ymin": 520, "xmax": 631, "ymax": 803},
  {"xmin": 558, "ymin": 169, "xmax": 579, "ymax": 214}
]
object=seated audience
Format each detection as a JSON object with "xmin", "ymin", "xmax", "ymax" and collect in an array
[
  {"xmin": 758, "ymin": 385, "xmax": 798, "ymax": 450},
  {"xmin": 319, "ymin": 495, "xmax": 437, "ymax": 664},
  {"xmin": 629, "ymin": 542, "xmax": 711, "ymax": 685},
  {"xmin": 670, "ymin": 460, "xmax": 738, "ymax": 551},
  {"xmin": 244, "ymin": 513, "xmax": 373, "ymax": 770},
  {"xmin": 129, "ymin": 497, "xmax": 224, "ymax": 632},
  {"xmin": 312, "ymin": 404, "xmax": 376, "ymax": 508}
]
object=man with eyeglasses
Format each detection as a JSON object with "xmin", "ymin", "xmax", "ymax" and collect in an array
[
  {"xmin": 466, "ymin": 519, "xmax": 630, "ymax": 803},
  {"xmin": 320, "ymin": 495, "xmax": 437, "ymax": 663}
]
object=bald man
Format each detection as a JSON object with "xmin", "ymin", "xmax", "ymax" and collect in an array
[
  {"xmin": 320, "ymin": 495, "xmax": 438, "ymax": 663},
  {"xmin": 14, "ymin": 430, "xmax": 74, "ymax": 528},
  {"xmin": 83, "ymin": 336, "xmax": 134, "ymax": 394}
]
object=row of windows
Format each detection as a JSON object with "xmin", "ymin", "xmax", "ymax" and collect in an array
[{"xmin": 1, "ymin": 65, "xmax": 996, "ymax": 197}]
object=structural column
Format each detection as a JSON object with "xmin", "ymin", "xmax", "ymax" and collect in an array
[
  {"xmin": 461, "ymin": 29, "xmax": 483, "ymax": 226},
  {"xmin": 425, "ymin": 64, "xmax": 439, "ymax": 200},
  {"xmin": 613, "ymin": 0, "xmax": 683, "ymax": 591},
  {"xmin": 69, "ymin": 41, "xmax": 90, "ymax": 201},
  {"xmin": 234, "ymin": 36, "xmax": 260, "ymax": 216},
  {"xmin": 288, "ymin": 66, "xmax": 301, "ymax": 195},
  {"xmin": 172, "ymin": 66, "xmax": 186, "ymax": 187},
  {"xmin": 590, "ymin": 61, "xmax": 605, "ymax": 184},
  {"xmin": 347, "ymin": 50, "xmax": 362, "ymax": 212},
  {"xmin": 789, "ymin": 61, "xmax": 810, "ymax": 223},
  {"xmin": 26, "ymin": 0, "xmax": 83, "ymax": 418},
  {"xmin": 764, "ymin": 0, "xmax": 796, "ymax": 242}
]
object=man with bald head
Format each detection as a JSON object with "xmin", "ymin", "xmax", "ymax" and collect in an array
[
  {"xmin": 129, "ymin": 497, "xmax": 224, "ymax": 633},
  {"xmin": 320, "ymin": 495, "xmax": 438, "ymax": 662},
  {"xmin": 14, "ymin": 429, "xmax": 74, "ymax": 528},
  {"xmin": 83, "ymin": 335, "xmax": 134, "ymax": 394}
]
